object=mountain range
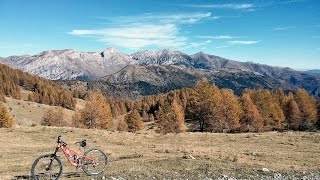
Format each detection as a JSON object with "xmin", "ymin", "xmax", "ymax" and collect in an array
[{"xmin": 1, "ymin": 48, "xmax": 320, "ymax": 99}]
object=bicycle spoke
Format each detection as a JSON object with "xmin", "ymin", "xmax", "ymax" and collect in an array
[
  {"xmin": 31, "ymin": 154, "xmax": 62, "ymax": 180},
  {"xmin": 82, "ymin": 149, "xmax": 108, "ymax": 176}
]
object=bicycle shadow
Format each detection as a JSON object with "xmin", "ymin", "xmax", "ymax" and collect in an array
[{"xmin": 13, "ymin": 172, "xmax": 106, "ymax": 179}]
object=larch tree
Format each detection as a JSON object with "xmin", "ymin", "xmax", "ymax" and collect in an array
[
  {"xmin": 186, "ymin": 80, "xmax": 224, "ymax": 132},
  {"xmin": 251, "ymin": 89, "xmax": 285, "ymax": 131},
  {"xmin": 221, "ymin": 89, "xmax": 242, "ymax": 132},
  {"xmin": 286, "ymin": 98, "xmax": 302, "ymax": 130},
  {"xmin": 240, "ymin": 92, "xmax": 263, "ymax": 132},
  {"xmin": 156, "ymin": 99, "xmax": 187, "ymax": 134},
  {"xmin": 156, "ymin": 99, "xmax": 186, "ymax": 134},
  {"xmin": 0, "ymin": 102, "xmax": 14, "ymax": 128},
  {"xmin": 170, "ymin": 99, "xmax": 187, "ymax": 133},
  {"xmin": 125, "ymin": 109, "xmax": 144, "ymax": 133},
  {"xmin": 294, "ymin": 88, "xmax": 318, "ymax": 128},
  {"xmin": 73, "ymin": 90, "xmax": 113, "ymax": 129}
]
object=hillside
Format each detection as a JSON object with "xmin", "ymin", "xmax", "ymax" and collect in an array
[
  {"xmin": 97, "ymin": 65, "xmax": 285, "ymax": 98},
  {"xmin": 0, "ymin": 63, "xmax": 75, "ymax": 109},
  {"xmin": 2, "ymin": 94, "xmax": 85, "ymax": 127},
  {"xmin": 1, "ymin": 126, "xmax": 319, "ymax": 179}
]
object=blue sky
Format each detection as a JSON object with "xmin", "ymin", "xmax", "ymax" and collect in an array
[{"xmin": 0, "ymin": 0, "xmax": 319, "ymax": 69}]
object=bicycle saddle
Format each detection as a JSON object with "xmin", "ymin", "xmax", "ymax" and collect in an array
[{"xmin": 75, "ymin": 140, "xmax": 87, "ymax": 147}]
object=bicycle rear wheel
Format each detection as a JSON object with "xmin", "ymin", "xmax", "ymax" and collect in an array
[
  {"xmin": 82, "ymin": 148, "xmax": 108, "ymax": 176},
  {"xmin": 31, "ymin": 154, "xmax": 63, "ymax": 180}
]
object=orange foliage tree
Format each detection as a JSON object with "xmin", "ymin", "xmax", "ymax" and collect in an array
[
  {"xmin": 187, "ymin": 80, "xmax": 224, "ymax": 132},
  {"xmin": 73, "ymin": 90, "xmax": 113, "ymax": 129},
  {"xmin": 240, "ymin": 92, "xmax": 263, "ymax": 132},
  {"xmin": 294, "ymin": 88, "xmax": 318, "ymax": 129},
  {"xmin": 221, "ymin": 89, "xmax": 242, "ymax": 132},
  {"xmin": 0, "ymin": 102, "xmax": 14, "ymax": 128},
  {"xmin": 251, "ymin": 89, "xmax": 285, "ymax": 131},
  {"xmin": 125, "ymin": 109, "xmax": 144, "ymax": 132},
  {"xmin": 156, "ymin": 99, "xmax": 186, "ymax": 134}
]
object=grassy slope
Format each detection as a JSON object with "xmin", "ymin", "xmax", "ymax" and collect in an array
[
  {"xmin": 3, "ymin": 90, "xmax": 86, "ymax": 127},
  {"xmin": 1, "ymin": 94, "xmax": 320, "ymax": 179},
  {"xmin": 0, "ymin": 126, "xmax": 319, "ymax": 179}
]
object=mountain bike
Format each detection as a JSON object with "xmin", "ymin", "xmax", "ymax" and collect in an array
[{"xmin": 31, "ymin": 135, "xmax": 108, "ymax": 179}]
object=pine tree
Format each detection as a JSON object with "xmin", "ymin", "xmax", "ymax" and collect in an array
[
  {"xmin": 221, "ymin": 89, "xmax": 242, "ymax": 132},
  {"xmin": 240, "ymin": 92, "xmax": 263, "ymax": 132},
  {"xmin": 0, "ymin": 103, "xmax": 14, "ymax": 128},
  {"xmin": 125, "ymin": 109, "xmax": 144, "ymax": 132}
]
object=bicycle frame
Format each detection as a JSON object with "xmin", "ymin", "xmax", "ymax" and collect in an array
[{"xmin": 51, "ymin": 137, "xmax": 96, "ymax": 168}]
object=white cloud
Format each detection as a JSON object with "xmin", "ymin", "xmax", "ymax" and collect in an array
[
  {"xmin": 280, "ymin": 0, "xmax": 306, "ymax": 4},
  {"xmin": 183, "ymin": 3, "xmax": 254, "ymax": 10},
  {"xmin": 197, "ymin": 35, "xmax": 236, "ymax": 39},
  {"xmin": 181, "ymin": 40, "xmax": 212, "ymax": 50},
  {"xmin": 97, "ymin": 12, "xmax": 214, "ymax": 25},
  {"xmin": 228, "ymin": 40, "xmax": 259, "ymax": 45},
  {"xmin": 70, "ymin": 24, "xmax": 186, "ymax": 49},
  {"xmin": 215, "ymin": 45, "xmax": 229, "ymax": 49},
  {"xmin": 69, "ymin": 30, "xmax": 96, "ymax": 35},
  {"xmin": 273, "ymin": 26, "xmax": 296, "ymax": 31},
  {"xmin": 69, "ymin": 13, "xmax": 214, "ymax": 49}
]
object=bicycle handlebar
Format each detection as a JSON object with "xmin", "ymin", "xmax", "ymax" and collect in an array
[
  {"xmin": 57, "ymin": 135, "xmax": 61, "ymax": 143},
  {"xmin": 57, "ymin": 135, "xmax": 67, "ymax": 146}
]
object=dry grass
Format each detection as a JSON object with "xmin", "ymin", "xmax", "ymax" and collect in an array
[
  {"xmin": 0, "ymin": 126, "xmax": 319, "ymax": 179},
  {"xmin": 3, "ymin": 96, "xmax": 86, "ymax": 127}
]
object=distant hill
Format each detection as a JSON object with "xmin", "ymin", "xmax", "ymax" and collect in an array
[
  {"xmin": 0, "ymin": 63, "xmax": 75, "ymax": 109},
  {"xmin": 1, "ymin": 48, "xmax": 320, "ymax": 99},
  {"xmin": 305, "ymin": 69, "xmax": 320, "ymax": 74}
]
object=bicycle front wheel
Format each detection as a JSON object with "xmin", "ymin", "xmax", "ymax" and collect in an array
[
  {"xmin": 82, "ymin": 148, "xmax": 108, "ymax": 176},
  {"xmin": 31, "ymin": 154, "xmax": 63, "ymax": 180}
]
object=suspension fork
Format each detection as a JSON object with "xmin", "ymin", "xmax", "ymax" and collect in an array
[{"xmin": 47, "ymin": 147, "xmax": 59, "ymax": 170}]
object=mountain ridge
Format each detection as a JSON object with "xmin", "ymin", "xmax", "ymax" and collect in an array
[{"xmin": 1, "ymin": 48, "xmax": 319, "ymax": 99}]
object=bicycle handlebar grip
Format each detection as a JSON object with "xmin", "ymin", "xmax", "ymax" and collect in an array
[{"xmin": 57, "ymin": 135, "xmax": 61, "ymax": 143}]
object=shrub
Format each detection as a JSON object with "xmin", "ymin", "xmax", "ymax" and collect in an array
[
  {"xmin": 0, "ymin": 103, "xmax": 14, "ymax": 128},
  {"xmin": 117, "ymin": 119, "xmax": 128, "ymax": 132},
  {"xmin": 41, "ymin": 108, "xmax": 65, "ymax": 127}
]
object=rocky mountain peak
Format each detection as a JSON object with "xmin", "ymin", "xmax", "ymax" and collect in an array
[
  {"xmin": 103, "ymin": 47, "xmax": 119, "ymax": 54},
  {"xmin": 101, "ymin": 47, "xmax": 129, "ymax": 58}
]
